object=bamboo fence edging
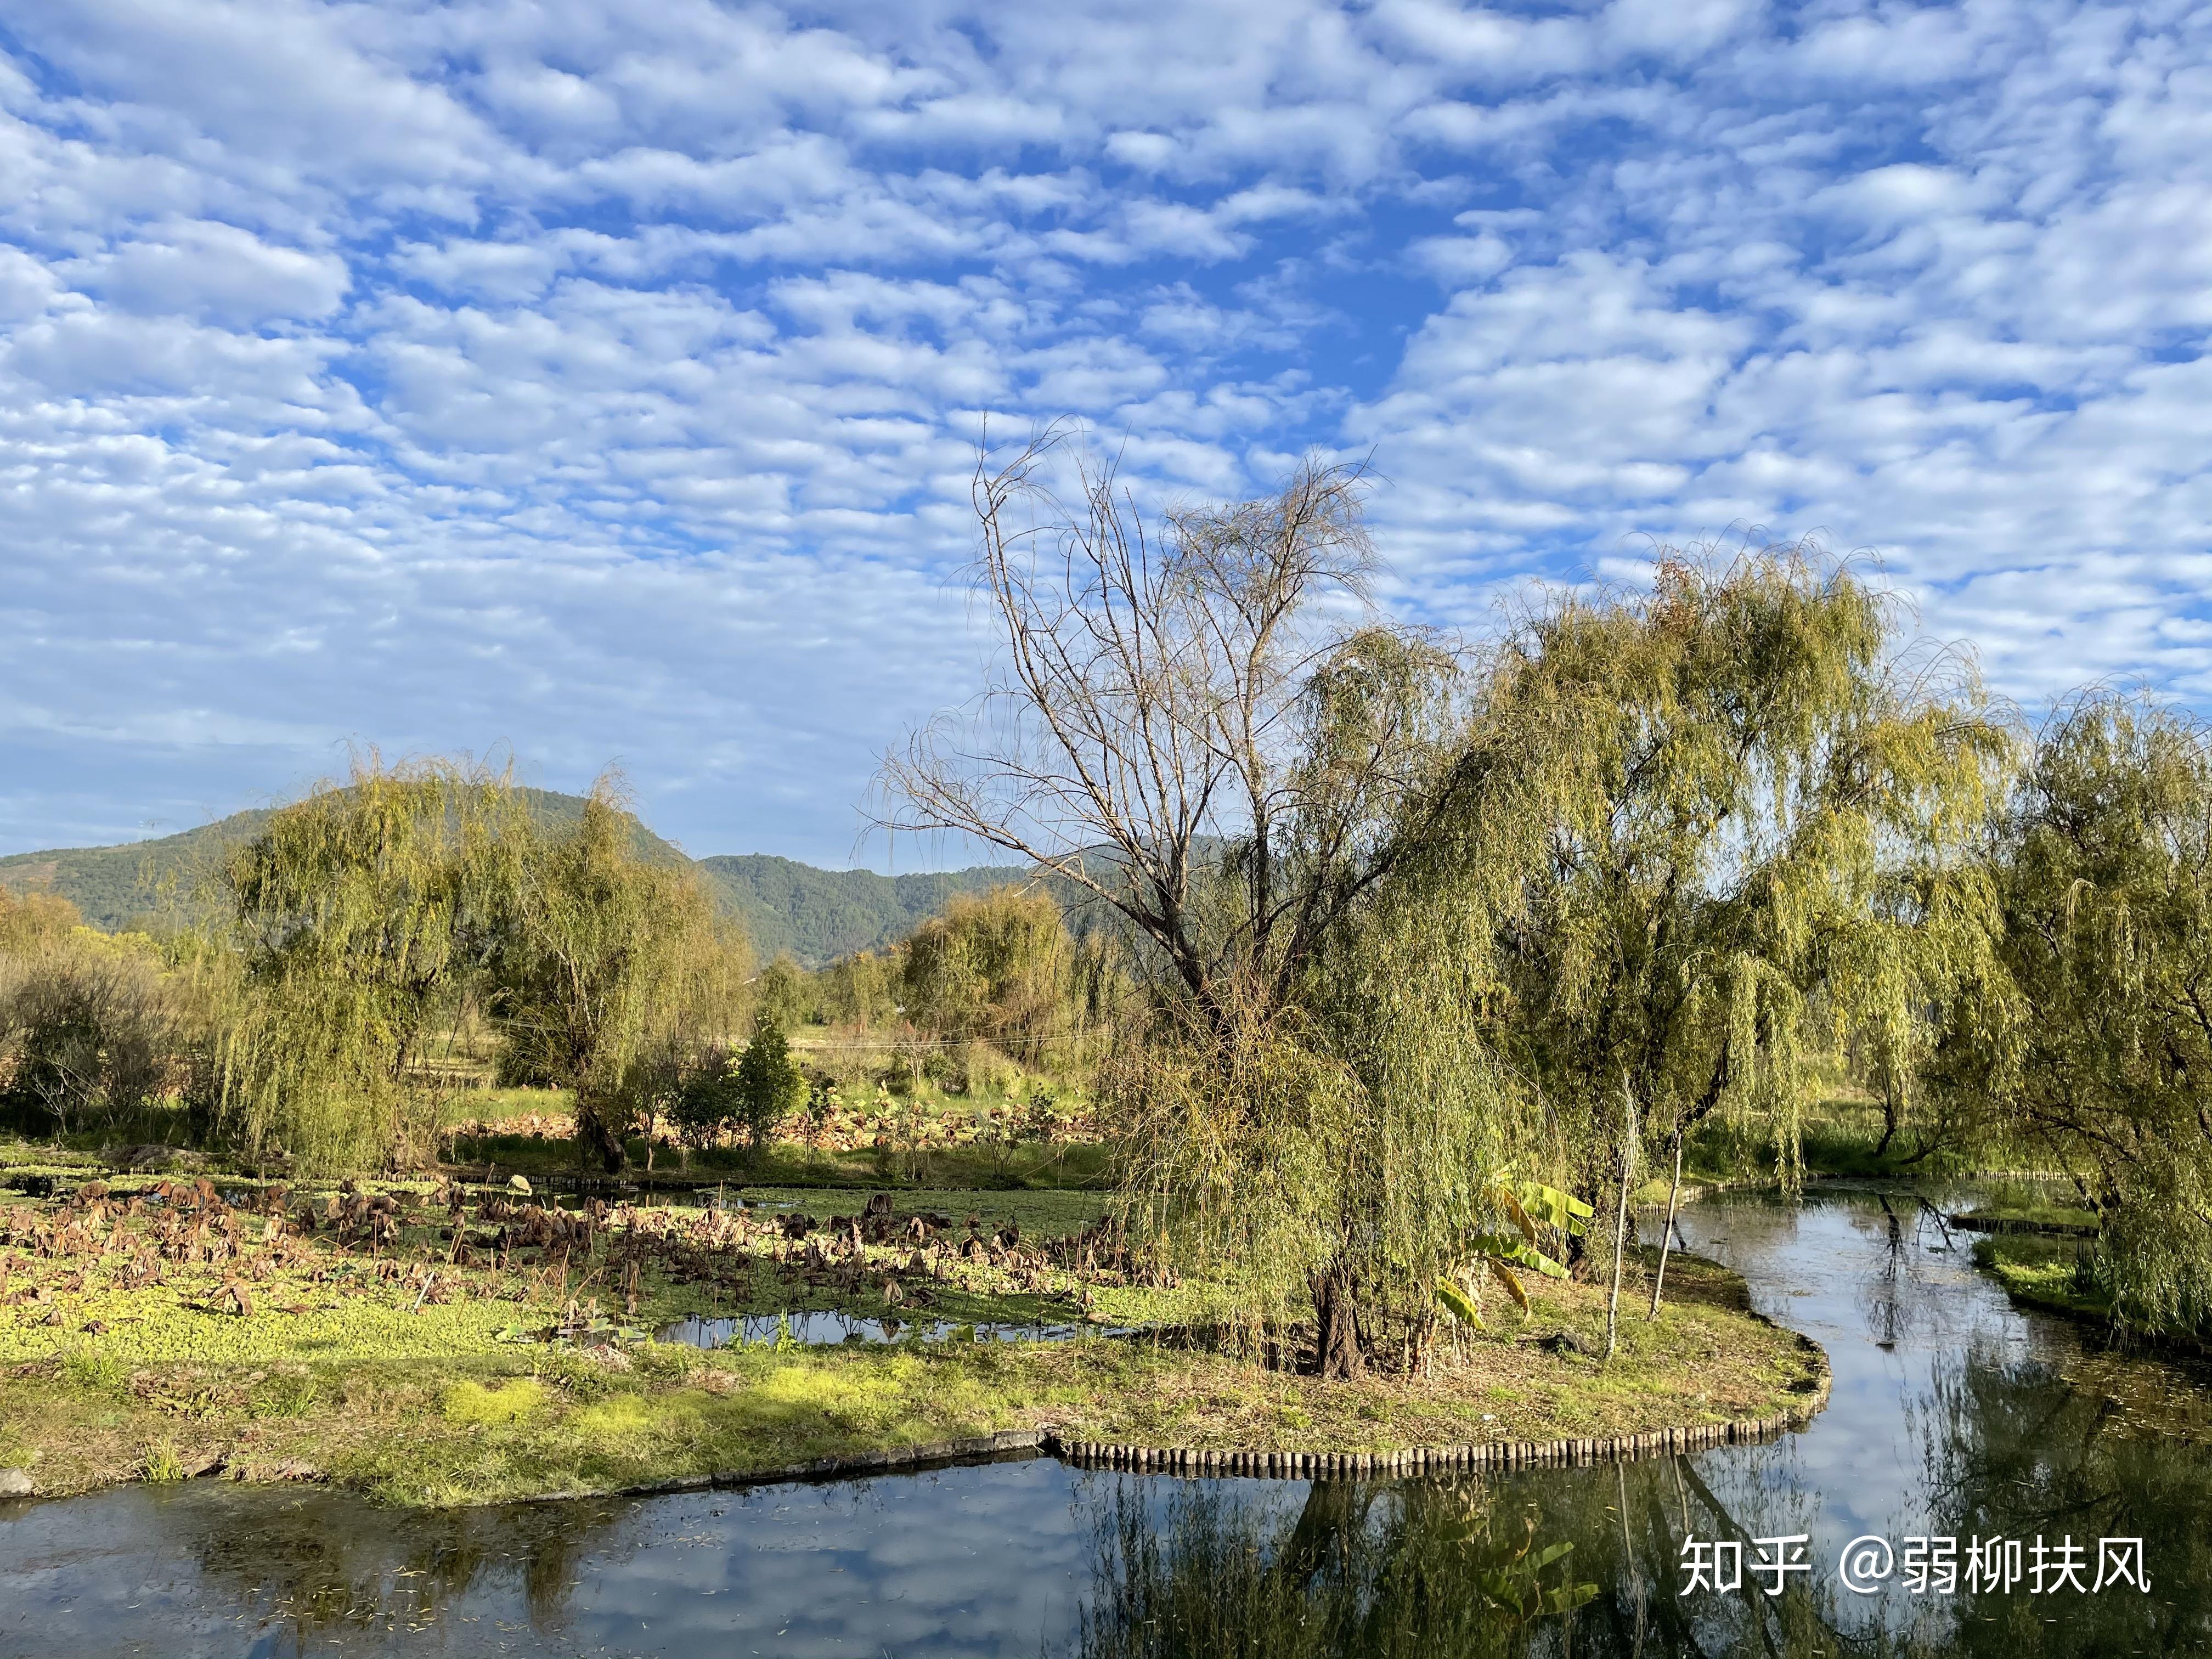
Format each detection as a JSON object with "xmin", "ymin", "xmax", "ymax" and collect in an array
[
  {"xmin": 1052, "ymin": 1340, "xmax": 1830, "ymax": 1479},
  {"xmin": 503, "ymin": 1333, "xmax": 1830, "ymax": 1506}
]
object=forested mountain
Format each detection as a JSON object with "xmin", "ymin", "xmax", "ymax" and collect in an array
[
  {"xmin": 0, "ymin": 797, "xmax": 1032, "ymax": 967},
  {"xmin": 696, "ymin": 855, "xmax": 1037, "ymax": 966}
]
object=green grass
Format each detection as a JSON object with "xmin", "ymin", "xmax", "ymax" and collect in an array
[
  {"xmin": 0, "ymin": 1248, "xmax": 1818, "ymax": 1507},
  {"xmin": 1972, "ymin": 1235, "xmax": 2110, "ymax": 1320},
  {"xmin": 1954, "ymin": 1199, "xmax": 2098, "ymax": 1232},
  {"xmin": 1649, "ymin": 1098, "xmax": 2069, "ymax": 1189},
  {"xmin": 0, "ymin": 1155, "xmax": 1821, "ymax": 1505}
]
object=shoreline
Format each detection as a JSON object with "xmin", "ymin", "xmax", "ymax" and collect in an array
[
  {"xmin": 0, "ymin": 1249, "xmax": 1827, "ymax": 1508},
  {"xmin": 492, "ymin": 1374, "xmax": 1833, "ymax": 1510},
  {"xmin": 1972, "ymin": 1234, "xmax": 2212, "ymax": 1363}
]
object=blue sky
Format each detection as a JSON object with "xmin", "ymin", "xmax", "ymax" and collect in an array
[{"xmin": 3, "ymin": 0, "xmax": 2208, "ymax": 866}]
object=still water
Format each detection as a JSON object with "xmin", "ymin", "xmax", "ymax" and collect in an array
[
  {"xmin": 4, "ymin": 1189, "xmax": 2210, "ymax": 1657},
  {"xmin": 656, "ymin": 1311, "xmax": 1116, "ymax": 1347}
]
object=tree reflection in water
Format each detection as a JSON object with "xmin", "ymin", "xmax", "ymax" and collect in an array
[
  {"xmin": 146, "ymin": 1485, "xmax": 634, "ymax": 1650},
  {"xmin": 1064, "ymin": 1192, "xmax": 2212, "ymax": 1659},
  {"xmin": 1062, "ymin": 1459, "xmax": 1854, "ymax": 1659},
  {"xmin": 1067, "ymin": 1474, "xmax": 1593, "ymax": 1659}
]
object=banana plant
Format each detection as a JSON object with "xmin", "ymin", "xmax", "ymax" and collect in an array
[{"xmin": 1437, "ymin": 1169, "xmax": 1593, "ymax": 1330}]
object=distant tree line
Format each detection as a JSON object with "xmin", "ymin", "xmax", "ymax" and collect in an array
[{"xmin": 0, "ymin": 770, "xmax": 1103, "ymax": 1178}]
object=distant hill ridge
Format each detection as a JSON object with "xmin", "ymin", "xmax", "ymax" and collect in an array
[{"xmin": 0, "ymin": 793, "xmax": 1035, "ymax": 969}]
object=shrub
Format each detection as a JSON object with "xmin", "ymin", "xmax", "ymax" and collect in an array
[
  {"xmin": 0, "ymin": 909, "xmax": 187, "ymax": 1139},
  {"xmin": 732, "ymin": 1020, "xmax": 806, "ymax": 1149},
  {"xmin": 667, "ymin": 1043, "xmax": 741, "ymax": 1151}
]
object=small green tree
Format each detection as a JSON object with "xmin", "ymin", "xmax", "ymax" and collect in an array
[
  {"xmin": 754, "ymin": 953, "xmax": 819, "ymax": 1030},
  {"xmin": 0, "ymin": 896, "xmax": 185, "ymax": 1141},
  {"xmin": 731, "ymin": 1019, "xmax": 805, "ymax": 1151},
  {"xmin": 666, "ymin": 1043, "xmax": 740, "ymax": 1158}
]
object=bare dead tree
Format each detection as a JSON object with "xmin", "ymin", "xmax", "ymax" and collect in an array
[{"xmin": 875, "ymin": 426, "xmax": 1447, "ymax": 1025}]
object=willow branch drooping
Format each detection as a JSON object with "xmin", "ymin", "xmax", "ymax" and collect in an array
[
  {"xmin": 215, "ymin": 753, "xmax": 523, "ymax": 1172},
  {"xmin": 1432, "ymin": 549, "xmax": 2013, "ymax": 1248},
  {"xmin": 1936, "ymin": 692, "xmax": 2212, "ymax": 1335}
]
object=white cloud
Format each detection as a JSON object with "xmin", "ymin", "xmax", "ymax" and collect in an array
[
  {"xmin": 0, "ymin": 0, "xmax": 2207, "ymax": 862},
  {"xmin": 69, "ymin": 219, "xmax": 349, "ymax": 323}
]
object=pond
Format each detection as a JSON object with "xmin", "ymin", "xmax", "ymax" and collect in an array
[
  {"xmin": 5, "ymin": 1188, "xmax": 2210, "ymax": 1656},
  {"xmin": 656, "ymin": 1311, "xmax": 1121, "ymax": 1347}
]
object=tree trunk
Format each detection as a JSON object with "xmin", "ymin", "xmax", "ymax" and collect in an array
[
  {"xmin": 1648, "ymin": 1133, "xmax": 1684, "ymax": 1320},
  {"xmin": 1875, "ymin": 1087, "xmax": 1900, "ymax": 1157},
  {"xmin": 1311, "ymin": 1260, "xmax": 1365, "ymax": 1380},
  {"xmin": 1606, "ymin": 1085, "xmax": 1637, "ymax": 1361},
  {"xmin": 577, "ymin": 1094, "xmax": 626, "ymax": 1173}
]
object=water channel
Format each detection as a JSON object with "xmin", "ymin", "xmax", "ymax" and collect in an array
[{"xmin": 4, "ymin": 1187, "xmax": 2210, "ymax": 1657}]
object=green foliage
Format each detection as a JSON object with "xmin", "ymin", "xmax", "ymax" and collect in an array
[
  {"xmin": 0, "ymin": 787, "xmax": 696, "ymax": 935},
  {"xmin": 812, "ymin": 947, "xmax": 902, "ymax": 1030},
  {"xmin": 0, "ymin": 892, "xmax": 189, "ymax": 1138},
  {"xmin": 487, "ymin": 784, "xmax": 748, "ymax": 1170},
  {"xmin": 665, "ymin": 1045, "xmax": 741, "ymax": 1149},
  {"xmin": 1426, "ymin": 547, "xmax": 2010, "ymax": 1198},
  {"xmin": 1093, "ymin": 542, "xmax": 2012, "ymax": 1370},
  {"xmin": 731, "ymin": 1019, "xmax": 806, "ymax": 1148},
  {"xmin": 753, "ymin": 952, "xmax": 819, "ymax": 1030},
  {"xmin": 211, "ymin": 754, "xmax": 522, "ymax": 1172},
  {"xmin": 1942, "ymin": 692, "xmax": 2212, "ymax": 1335},
  {"xmin": 902, "ymin": 885, "xmax": 1094, "ymax": 1070}
]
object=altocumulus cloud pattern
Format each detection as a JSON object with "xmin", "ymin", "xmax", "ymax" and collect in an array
[{"xmin": 2, "ymin": 0, "xmax": 2208, "ymax": 861}]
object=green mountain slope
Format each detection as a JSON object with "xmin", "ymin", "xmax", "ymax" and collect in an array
[
  {"xmin": 0, "ymin": 798, "xmax": 1036, "ymax": 967},
  {"xmin": 696, "ymin": 854, "xmax": 1039, "ymax": 966},
  {"xmin": 0, "ymin": 815, "xmax": 273, "ymax": 930}
]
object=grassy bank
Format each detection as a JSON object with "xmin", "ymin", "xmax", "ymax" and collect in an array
[
  {"xmin": 1630, "ymin": 1097, "xmax": 2074, "ymax": 1198},
  {"xmin": 1970, "ymin": 1233, "xmax": 2212, "ymax": 1365},
  {"xmin": 1973, "ymin": 1235, "xmax": 2111, "ymax": 1323},
  {"xmin": 0, "ymin": 1156, "xmax": 1820, "ymax": 1506}
]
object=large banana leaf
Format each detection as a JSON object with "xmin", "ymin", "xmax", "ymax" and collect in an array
[
  {"xmin": 1510, "ymin": 1178, "xmax": 1594, "ymax": 1235},
  {"xmin": 1436, "ymin": 1275, "xmax": 1486, "ymax": 1328},
  {"xmin": 1468, "ymin": 1229, "xmax": 1570, "ymax": 1279}
]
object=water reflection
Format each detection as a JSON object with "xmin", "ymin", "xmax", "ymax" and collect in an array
[
  {"xmin": 5, "ymin": 1190, "xmax": 2211, "ymax": 1657},
  {"xmin": 656, "ymin": 1310, "xmax": 1119, "ymax": 1347}
]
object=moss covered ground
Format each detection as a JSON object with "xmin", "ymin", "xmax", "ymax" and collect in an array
[{"xmin": 0, "ymin": 1147, "xmax": 1821, "ymax": 1508}]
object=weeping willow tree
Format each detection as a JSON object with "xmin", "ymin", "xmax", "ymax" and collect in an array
[
  {"xmin": 486, "ymin": 784, "xmax": 747, "ymax": 1171},
  {"xmin": 1937, "ymin": 692, "xmax": 2212, "ymax": 1336},
  {"xmin": 213, "ymin": 755, "xmax": 522, "ymax": 1172},
  {"xmin": 1414, "ymin": 549, "xmax": 2013, "ymax": 1234},
  {"xmin": 901, "ymin": 884, "xmax": 1097, "ymax": 1072}
]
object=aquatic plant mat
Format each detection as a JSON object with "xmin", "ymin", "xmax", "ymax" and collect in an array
[{"xmin": 0, "ymin": 1171, "xmax": 1822, "ymax": 1506}]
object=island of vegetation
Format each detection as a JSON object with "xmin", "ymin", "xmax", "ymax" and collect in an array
[{"xmin": 5, "ymin": 437, "xmax": 2210, "ymax": 1505}]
